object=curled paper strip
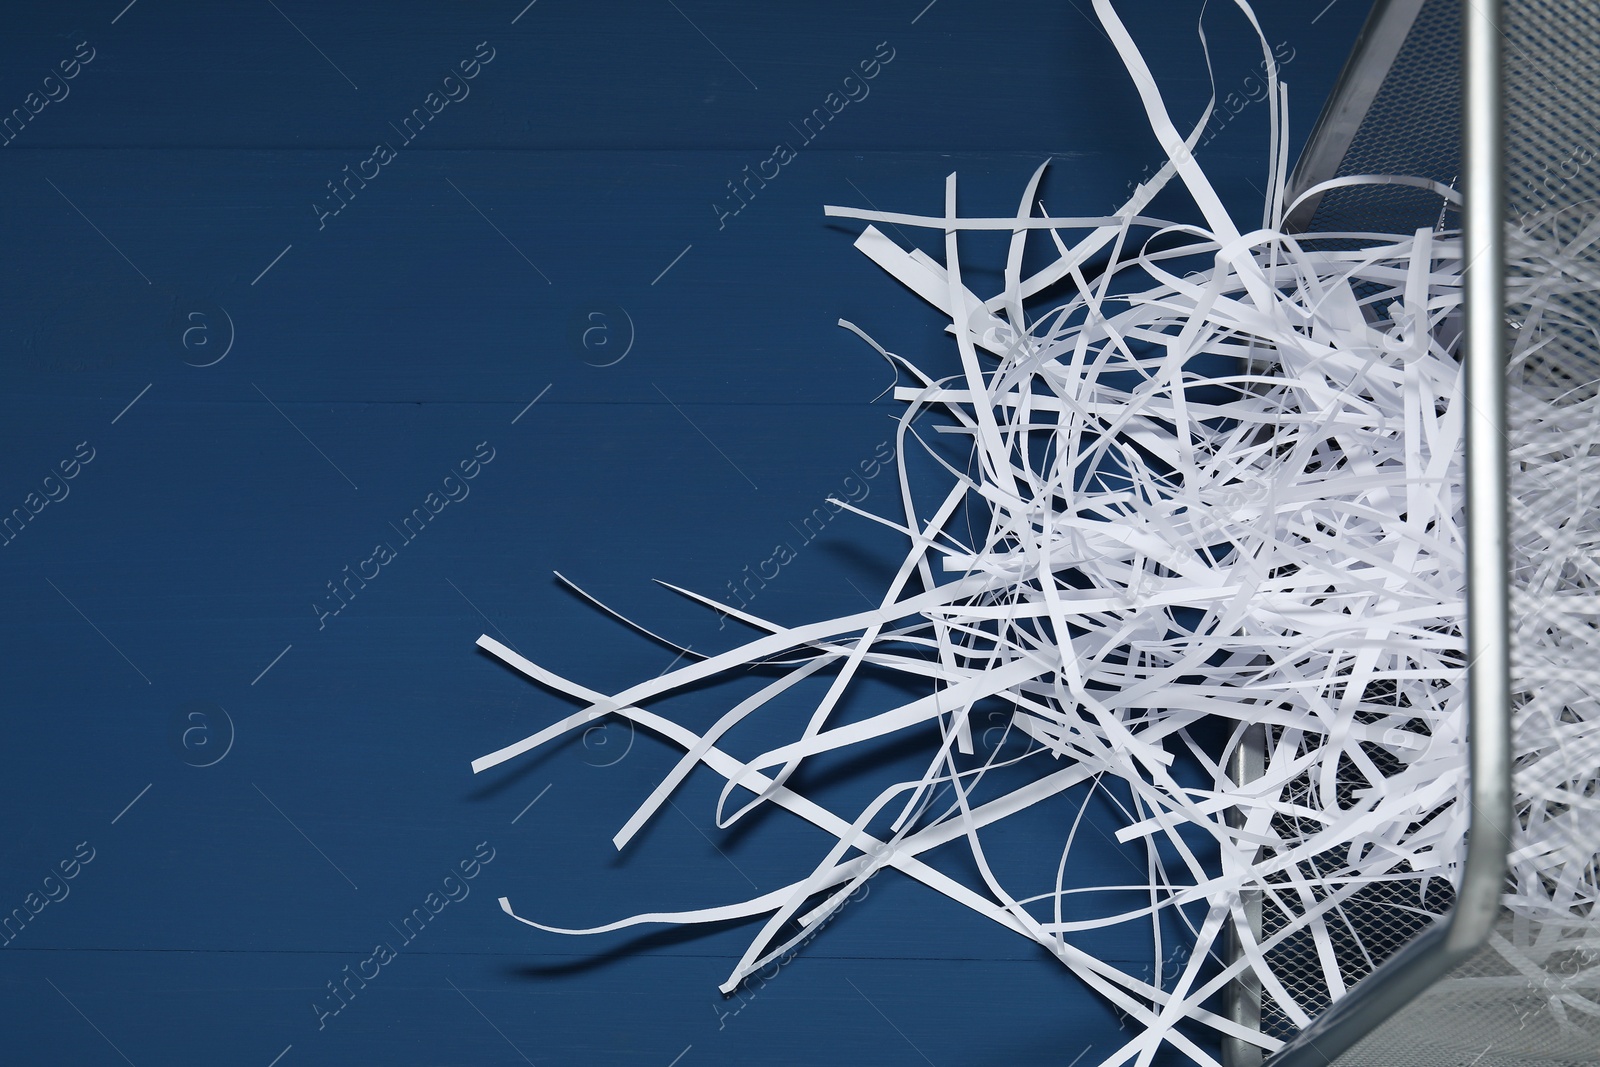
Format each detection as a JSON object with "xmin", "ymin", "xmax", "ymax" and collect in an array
[{"xmin": 473, "ymin": 2, "xmax": 1597, "ymax": 1063}]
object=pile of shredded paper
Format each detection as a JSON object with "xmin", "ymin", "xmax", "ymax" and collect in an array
[{"xmin": 471, "ymin": 2, "xmax": 1599, "ymax": 1063}]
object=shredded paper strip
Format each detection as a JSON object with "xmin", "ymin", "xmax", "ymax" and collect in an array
[{"xmin": 471, "ymin": 3, "xmax": 1600, "ymax": 1063}]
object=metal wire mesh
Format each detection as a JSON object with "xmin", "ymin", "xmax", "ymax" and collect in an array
[
  {"xmin": 1256, "ymin": 722, "xmax": 1458, "ymax": 1040},
  {"xmin": 1268, "ymin": 1, "xmax": 1600, "ymax": 1063},
  {"xmin": 1331, "ymin": 925, "xmax": 1600, "ymax": 1067},
  {"xmin": 1213, "ymin": 1, "xmax": 1600, "ymax": 1061},
  {"xmin": 1503, "ymin": 0, "xmax": 1600, "ymax": 402},
  {"xmin": 1306, "ymin": 0, "xmax": 1462, "ymax": 241}
]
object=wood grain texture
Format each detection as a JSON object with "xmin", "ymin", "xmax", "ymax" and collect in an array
[{"xmin": 0, "ymin": 2, "xmax": 1370, "ymax": 1063}]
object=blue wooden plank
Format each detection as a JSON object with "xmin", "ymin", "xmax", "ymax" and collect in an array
[{"xmin": 0, "ymin": 2, "xmax": 1371, "ymax": 1064}]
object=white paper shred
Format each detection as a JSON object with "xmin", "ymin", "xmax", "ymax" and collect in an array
[
  {"xmin": 1487, "ymin": 206, "xmax": 1600, "ymax": 1042},
  {"xmin": 472, "ymin": 3, "xmax": 1598, "ymax": 1062}
]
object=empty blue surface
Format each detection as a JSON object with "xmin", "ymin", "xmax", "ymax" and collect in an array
[{"xmin": 0, "ymin": 2, "xmax": 1370, "ymax": 1064}]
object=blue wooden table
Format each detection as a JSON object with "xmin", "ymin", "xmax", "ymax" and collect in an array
[{"xmin": 0, "ymin": 2, "xmax": 1369, "ymax": 1064}]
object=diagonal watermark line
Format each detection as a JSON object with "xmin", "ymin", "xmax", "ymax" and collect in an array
[
  {"xmin": 46, "ymin": 178, "xmax": 151, "ymax": 284},
  {"xmin": 1063, "ymin": 0, "xmax": 1114, "ymax": 46},
  {"xmin": 666, "ymin": 0, "xmax": 758, "ymax": 89},
  {"xmin": 264, "ymin": 0, "xmax": 359, "ymax": 90},
  {"xmin": 511, "ymin": 0, "xmax": 539, "ymax": 23},
  {"xmin": 845, "ymin": 178, "xmax": 915, "ymax": 248},
  {"xmin": 253, "ymin": 782, "xmax": 359, "ymax": 891},
  {"xmin": 1311, "ymin": 0, "xmax": 1340, "ymax": 24},
  {"xmin": 511, "ymin": 783, "xmax": 553, "ymax": 824},
  {"xmin": 657, "ymin": 646, "xmax": 694, "ymax": 677},
  {"xmin": 112, "ymin": 383, "xmax": 153, "ymax": 425},
  {"xmin": 111, "ymin": 0, "xmax": 140, "ymax": 24},
  {"xmin": 111, "ymin": 783, "xmax": 152, "ymax": 825},
  {"xmin": 251, "ymin": 383, "xmax": 359, "ymax": 489},
  {"xmin": 846, "ymin": 977, "xmax": 936, "ymax": 1066},
  {"xmin": 252, "ymin": 243, "xmax": 293, "ymax": 285},
  {"xmin": 911, "ymin": 0, "xmax": 940, "ymax": 24},
  {"xmin": 266, "ymin": 1045, "xmax": 292, "ymax": 1067},
  {"xmin": 651, "ymin": 243, "xmax": 693, "ymax": 285},
  {"xmin": 652, "ymin": 383, "xmax": 759, "ymax": 489},
  {"xmin": 446, "ymin": 577, "xmax": 521, "ymax": 652},
  {"xmin": 251, "ymin": 643, "xmax": 293, "ymax": 685},
  {"xmin": 669, "ymin": 798, "xmax": 759, "ymax": 890},
  {"xmin": 44, "ymin": 576, "xmax": 151, "ymax": 684},
  {"xmin": 512, "ymin": 383, "xmax": 553, "ymax": 424},
  {"xmin": 1065, "ymin": 1045, "xmax": 1093, "ymax": 1067},
  {"xmin": 46, "ymin": 979, "xmax": 138, "ymax": 1066},
  {"xmin": 842, "ymin": 576, "xmax": 879, "ymax": 609},
  {"xmin": 445, "ymin": 178, "xmax": 552, "ymax": 283},
  {"xmin": 446, "ymin": 978, "xmax": 535, "ymax": 1065},
  {"xmin": 666, "ymin": 1046, "xmax": 693, "ymax": 1067}
]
